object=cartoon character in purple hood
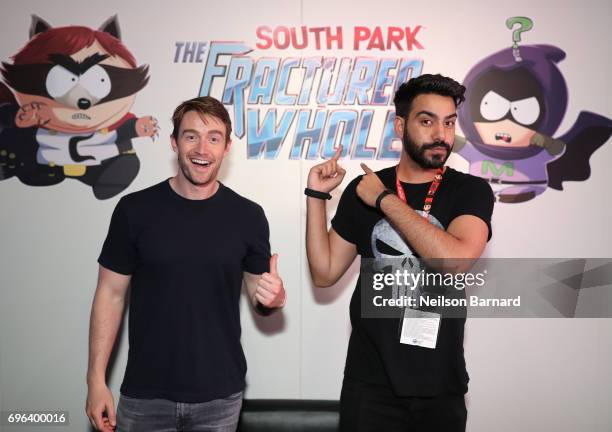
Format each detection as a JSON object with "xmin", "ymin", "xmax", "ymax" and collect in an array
[{"xmin": 454, "ymin": 42, "xmax": 612, "ymax": 203}]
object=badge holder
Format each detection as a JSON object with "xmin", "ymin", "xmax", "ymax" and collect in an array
[{"xmin": 399, "ymin": 282, "xmax": 441, "ymax": 349}]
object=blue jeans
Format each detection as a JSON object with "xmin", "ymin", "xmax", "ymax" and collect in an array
[{"xmin": 116, "ymin": 391, "xmax": 243, "ymax": 432}]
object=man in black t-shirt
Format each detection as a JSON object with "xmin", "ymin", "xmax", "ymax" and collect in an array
[
  {"xmin": 306, "ymin": 74, "xmax": 494, "ymax": 431},
  {"xmin": 85, "ymin": 96, "xmax": 286, "ymax": 432}
]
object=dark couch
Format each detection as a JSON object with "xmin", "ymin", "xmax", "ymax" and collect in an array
[{"xmin": 238, "ymin": 399, "xmax": 340, "ymax": 431}]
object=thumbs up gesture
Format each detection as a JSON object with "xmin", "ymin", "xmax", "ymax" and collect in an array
[
  {"xmin": 255, "ymin": 253, "xmax": 286, "ymax": 309},
  {"xmin": 306, "ymin": 145, "xmax": 347, "ymax": 193},
  {"xmin": 356, "ymin": 163, "xmax": 387, "ymax": 207}
]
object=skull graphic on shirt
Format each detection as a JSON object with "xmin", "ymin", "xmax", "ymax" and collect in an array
[{"xmin": 370, "ymin": 212, "xmax": 444, "ymax": 299}]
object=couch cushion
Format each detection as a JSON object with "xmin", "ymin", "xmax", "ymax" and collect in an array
[{"xmin": 238, "ymin": 399, "xmax": 339, "ymax": 432}]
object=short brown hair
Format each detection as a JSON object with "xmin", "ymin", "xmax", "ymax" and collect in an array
[{"xmin": 171, "ymin": 96, "xmax": 232, "ymax": 143}]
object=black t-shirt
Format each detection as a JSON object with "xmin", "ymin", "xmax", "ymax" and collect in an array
[
  {"xmin": 98, "ymin": 180, "xmax": 270, "ymax": 402},
  {"xmin": 332, "ymin": 166, "xmax": 494, "ymax": 397}
]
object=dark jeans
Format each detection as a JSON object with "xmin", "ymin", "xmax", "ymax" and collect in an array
[
  {"xmin": 116, "ymin": 391, "xmax": 243, "ymax": 432},
  {"xmin": 339, "ymin": 377, "xmax": 466, "ymax": 432}
]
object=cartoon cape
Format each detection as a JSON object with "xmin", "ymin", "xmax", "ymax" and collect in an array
[{"xmin": 547, "ymin": 111, "xmax": 612, "ymax": 190}]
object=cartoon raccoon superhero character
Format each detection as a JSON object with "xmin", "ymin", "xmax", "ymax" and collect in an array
[
  {"xmin": 0, "ymin": 15, "xmax": 157, "ymax": 199},
  {"xmin": 454, "ymin": 45, "xmax": 611, "ymax": 203}
]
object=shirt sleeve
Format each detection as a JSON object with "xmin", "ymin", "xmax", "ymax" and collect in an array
[
  {"xmin": 331, "ymin": 177, "xmax": 360, "ymax": 244},
  {"xmin": 243, "ymin": 204, "xmax": 271, "ymax": 274},
  {"xmin": 98, "ymin": 199, "xmax": 137, "ymax": 275},
  {"xmin": 451, "ymin": 176, "xmax": 495, "ymax": 241}
]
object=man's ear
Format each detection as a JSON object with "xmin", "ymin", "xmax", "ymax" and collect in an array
[
  {"xmin": 393, "ymin": 115, "xmax": 405, "ymax": 138},
  {"xmin": 170, "ymin": 135, "xmax": 178, "ymax": 153},
  {"xmin": 224, "ymin": 138, "xmax": 232, "ymax": 156}
]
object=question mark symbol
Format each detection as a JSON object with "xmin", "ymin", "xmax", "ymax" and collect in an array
[
  {"xmin": 506, "ymin": 17, "xmax": 533, "ymax": 62},
  {"xmin": 506, "ymin": 17, "xmax": 533, "ymax": 47}
]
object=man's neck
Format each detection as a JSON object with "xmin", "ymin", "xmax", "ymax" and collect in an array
[
  {"xmin": 396, "ymin": 153, "xmax": 444, "ymax": 184},
  {"xmin": 169, "ymin": 175, "xmax": 219, "ymax": 200}
]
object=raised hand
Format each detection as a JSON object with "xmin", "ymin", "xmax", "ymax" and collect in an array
[
  {"xmin": 306, "ymin": 145, "xmax": 346, "ymax": 193},
  {"xmin": 15, "ymin": 101, "xmax": 52, "ymax": 128},
  {"xmin": 255, "ymin": 254, "xmax": 286, "ymax": 309},
  {"xmin": 135, "ymin": 115, "xmax": 159, "ymax": 140},
  {"xmin": 356, "ymin": 163, "xmax": 387, "ymax": 207}
]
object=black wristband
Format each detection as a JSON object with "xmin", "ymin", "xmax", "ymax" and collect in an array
[
  {"xmin": 304, "ymin": 188, "xmax": 332, "ymax": 200},
  {"xmin": 375, "ymin": 190, "xmax": 393, "ymax": 212}
]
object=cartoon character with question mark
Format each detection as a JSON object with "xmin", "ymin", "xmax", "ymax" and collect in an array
[{"xmin": 454, "ymin": 17, "xmax": 612, "ymax": 203}]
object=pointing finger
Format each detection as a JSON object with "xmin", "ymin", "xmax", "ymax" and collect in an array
[
  {"xmin": 331, "ymin": 145, "xmax": 343, "ymax": 161},
  {"xmin": 360, "ymin": 163, "xmax": 374, "ymax": 175}
]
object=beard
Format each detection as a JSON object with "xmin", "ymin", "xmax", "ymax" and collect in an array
[{"xmin": 402, "ymin": 127, "xmax": 451, "ymax": 169}]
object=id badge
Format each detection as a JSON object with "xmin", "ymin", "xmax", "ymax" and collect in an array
[{"xmin": 400, "ymin": 308, "xmax": 441, "ymax": 349}]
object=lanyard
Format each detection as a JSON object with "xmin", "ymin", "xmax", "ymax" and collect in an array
[{"xmin": 395, "ymin": 166, "xmax": 445, "ymax": 220}]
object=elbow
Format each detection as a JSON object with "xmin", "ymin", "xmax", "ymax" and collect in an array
[
  {"xmin": 310, "ymin": 274, "xmax": 336, "ymax": 288},
  {"xmin": 308, "ymin": 264, "xmax": 333, "ymax": 287},
  {"xmin": 429, "ymin": 255, "xmax": 480, "ymax": 275}
]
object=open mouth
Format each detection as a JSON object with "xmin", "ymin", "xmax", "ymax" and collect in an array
[
  {"xmin": 495, "ymin": 132, "xmax": 512, "ymax": 143},
  {"xmin": 71, "ymin": 113, "xmax": 92, "ymax": 120},
  {"xmin": 190, "ymin": 158, "xmax": 211, "ymax": 167}
]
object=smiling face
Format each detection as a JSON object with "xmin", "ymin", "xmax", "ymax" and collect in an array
[
  {"xmin": 12, "ymin": 40, "xmax": 141, "ymax": 133},
  {"xmin": 171, "ymin": 111, "xmax": 231, "ymax": 188},
  {"xmin": 394, "ymin": 93, "xmax": 457, "ymax": 169}
]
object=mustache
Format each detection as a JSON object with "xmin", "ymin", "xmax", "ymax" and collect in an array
[{"xmin": 421, "ymin": 141, "xmax": 451, "ymax": 152}]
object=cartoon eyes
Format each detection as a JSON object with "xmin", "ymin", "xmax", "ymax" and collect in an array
[
  {"xmin": 45, "ymin": 64, "xmax": 111, "ymax": 99},
  {"xmin": 80, "ymin": 65, "xmax": 111, "ymax": 99},
  {"xmin": 46, "ymin": 65, "xmax": 79, "ymax": 98},
  {"xmin": 480, "ymin": 91, "xmax": 509, "ymax": 121},
  {"xmin": 510, "ymin": 97, "xmax": 540, "ymax": 125},
  {"xmin": 480, "ymin": 91, "xmax": 540, "ymax": 125}
]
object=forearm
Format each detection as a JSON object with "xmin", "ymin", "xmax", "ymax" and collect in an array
[
  {"xmin": 306, "ymin": 197, "xmax": 334, "ymax": 286},
  {"xmin": 380, "ymin": 194, "xmax": 465, "ymax": 260},
  {"xmin": 87, "ymin": 289, "xmax": 126, "ymax": 385}
]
